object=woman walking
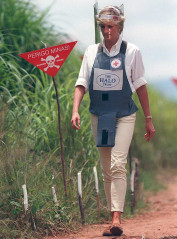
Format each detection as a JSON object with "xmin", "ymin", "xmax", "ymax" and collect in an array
[{"xmin": 71, "ymin": 5, "xmax": 155, "ymax": 236}]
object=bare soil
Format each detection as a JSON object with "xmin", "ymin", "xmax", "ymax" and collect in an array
[{"xmin": 46, "ymin": 172, "xmax": 177, "ymax": 239}]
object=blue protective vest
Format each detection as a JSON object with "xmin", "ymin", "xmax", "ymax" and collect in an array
[{"xmin": 89, "ymin": 41, "xmax": 138, "ymax": 147}]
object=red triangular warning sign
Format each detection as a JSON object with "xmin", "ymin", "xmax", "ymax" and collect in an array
[{"xmin": 19, "ymin": 41, "xmax": 77, "ymax": 77}]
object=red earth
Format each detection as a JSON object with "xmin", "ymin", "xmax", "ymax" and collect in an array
[{"xmin": 45, "ymin": 172, "xmax": 177, "ymax": 239}]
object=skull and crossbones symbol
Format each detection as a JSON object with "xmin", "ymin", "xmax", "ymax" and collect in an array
[{"xmin": 41, "ymin": 54, "xmax": 60, "ymax": 71}]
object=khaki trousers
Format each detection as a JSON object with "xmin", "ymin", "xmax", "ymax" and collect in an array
[{"xmin": 91, "ymin": 113, "xmax": 136, "ymax": 212}]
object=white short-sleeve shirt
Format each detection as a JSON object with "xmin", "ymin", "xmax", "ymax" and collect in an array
[{"xmin": 75, "ymin": 34, "xmax": 147, "ymax": 93}]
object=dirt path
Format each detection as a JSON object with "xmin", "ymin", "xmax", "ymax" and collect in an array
[{"xmin": 46, "ymin": 173, "xmax": 177, "ymax": 239}]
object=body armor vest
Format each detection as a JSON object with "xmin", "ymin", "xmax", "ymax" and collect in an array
[{"xmin": 89, "ymin": 41, "xmax": 138, "ymax": 147}]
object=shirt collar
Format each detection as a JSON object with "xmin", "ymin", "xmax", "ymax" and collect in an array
[{"xmin": 101, "ymin": 33, "xmax": 123, "ymax": 57}]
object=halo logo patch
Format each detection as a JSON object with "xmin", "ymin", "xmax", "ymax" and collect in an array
[
  {"xmin": 111, "ymin": 58, "xmax": 121, "ymax": 69},
  {"xmin": 96, "ymin": 73, "xmax": 120, "ymax": 88},
  {"xmin": 93, "ymin": 68, "xmax": 123, "ymax": 91}
]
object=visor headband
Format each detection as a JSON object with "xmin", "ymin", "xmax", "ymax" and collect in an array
[
  {"xmin": 97, "ymin": 14, "xmax": 120, "ymax": 21},
  {"xmin": 105, "ymin": 6, "xmax": 121, "ymax": 15}
]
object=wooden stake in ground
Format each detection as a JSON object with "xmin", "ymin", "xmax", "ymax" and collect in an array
[
  {"xmin": 22, "ymin": 184, "xmax": 28, "ymax": 214},
  {"xmin": 52, "ymin": 186, "xmax": 58, "ymax": 204},
  {"xmin": 129, "ymin": 145, "xmax": 134, "ymax": 214},
  {"xmin": 77, "ymin": 171, "xmax": 85, "ymax": 225},
  {"xmin": 93, "ymin": 166, "xmax": 100, "ymax": 217},
  {"xmin": 130, "ymin": 161, "xmax": 136, "ymax": 214}
]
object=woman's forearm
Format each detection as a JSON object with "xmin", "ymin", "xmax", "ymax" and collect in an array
[
  {"xmin": 72, "ymin": 85, "xmax": 85, "ymax": 114},
  {"xmin": 136, "ymin": 85, "xmax": 151, "ymax": 117},
  {"xmin": 136, "ymin": 84, "xmax": 155, "ymax": 141},
  {"xmin": 71, "ymin": 85, "xmax": 85, "ymax": 129}
]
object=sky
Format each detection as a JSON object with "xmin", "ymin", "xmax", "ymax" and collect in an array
[{"xmin": 31, "ymin": 0, "xmax": 177, "ymax": 83}]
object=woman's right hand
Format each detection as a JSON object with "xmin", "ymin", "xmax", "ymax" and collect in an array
[
  {"xmin": 71, "ymin": 112, "xmax": 81, "ymax": 130},
  {"xmin": 71, "ymin": 85, "xmax": 85, "ymax": 130}
]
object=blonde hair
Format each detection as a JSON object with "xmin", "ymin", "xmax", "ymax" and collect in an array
[{"xmin": 96, "ymin": 6, "xmax": 125, "ymax": 33}]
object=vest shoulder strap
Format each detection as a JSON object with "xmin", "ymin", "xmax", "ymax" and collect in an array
[
  {"xmin": 120, "ymin": 40, "xmax": 127, "ymax": 55},
  {"xmin": 97, "ymin": 44, "xmax": 103, "ymax": 53}
]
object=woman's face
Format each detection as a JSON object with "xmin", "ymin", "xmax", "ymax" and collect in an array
[{"xmin": 100, "ymin": 22, "xmax": 120, "ymax": 45}]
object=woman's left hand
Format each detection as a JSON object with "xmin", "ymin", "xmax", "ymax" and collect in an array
[{"xmin": 144, "ymin": 119, "xmax": 155, "ymax": 142}]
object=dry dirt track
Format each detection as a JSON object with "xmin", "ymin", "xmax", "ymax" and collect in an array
[{"xmin": 46, "ymin": 173, "xmax": 177, "ymax": 239}]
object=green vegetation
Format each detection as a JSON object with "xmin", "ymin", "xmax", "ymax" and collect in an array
[
  {"xmin": 0, "ymin": 0, "xmax": 177, "ymax": 238},
  {"xmin": 132, "ymin": 87, "xmax": 177, "ymax": 168}
]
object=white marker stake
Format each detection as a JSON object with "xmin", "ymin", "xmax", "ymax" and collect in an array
[
  {"xmin": 77, "ymin": 171, "xmax": 85, "ymax": 224},
  {"xmin": 77, "ymin": 171, "xmax": 82, "ymax": 198},
  {"xmin": 22, "ymin": 184, "xmax": 28, "ymax": 214},
  {"xmin": 130, "ymin": 169, "xmax": 136, "ymax": 193},
  {"xmin": 93, "ymin": 166, "xmax": 99, "ymax": 193},
  {"xmin": 130, "ymin": 166, "xmax": 136, "ymax": 214},
  {"xmin": 93, "ymin": 166, "xmax": 100, "ymax": 216},
  {"xmin": 52, "ymin": 186, "xmax": 58, "ymax": 204}
]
